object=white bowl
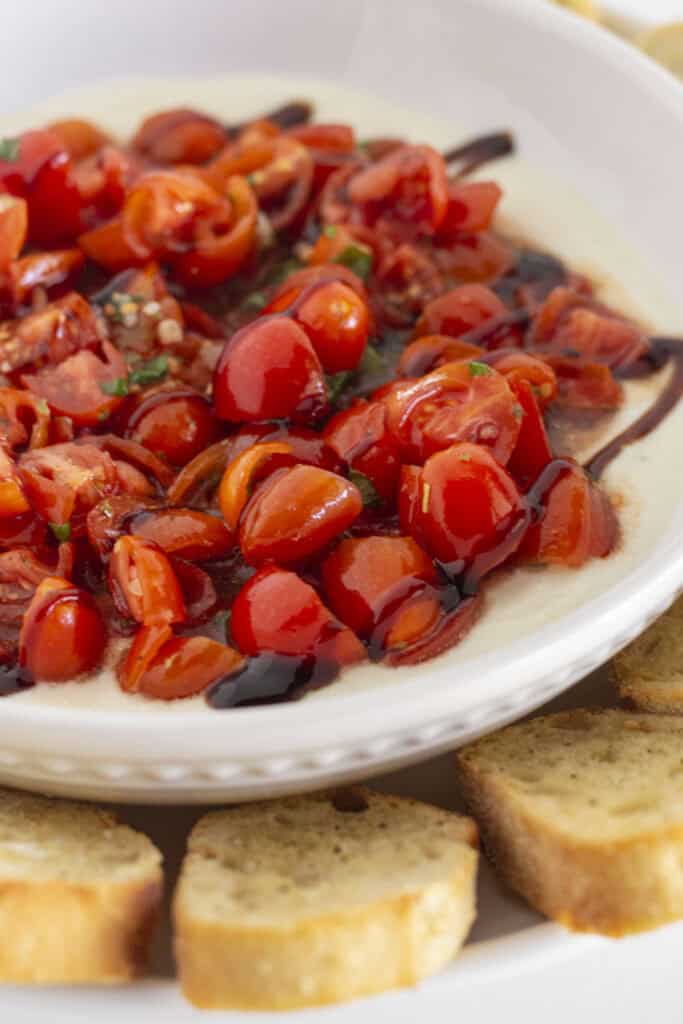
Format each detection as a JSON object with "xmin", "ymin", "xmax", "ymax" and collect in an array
[{"xmin": 1, "ymin": 0, "xmax": 682, "ymax": 803}]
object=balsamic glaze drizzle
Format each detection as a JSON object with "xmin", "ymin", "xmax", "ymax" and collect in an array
[{"xmin": 443, "ymin": 131, "xmax": 515, "ymax": 177}]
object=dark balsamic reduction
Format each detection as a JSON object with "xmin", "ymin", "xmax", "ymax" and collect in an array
[
  {"xmin": 443, "ymin": 132, "xmax": 515, "ymax": 177},
  {"xmin": 206, "ymin": 653, "xmax": 338, "ymax": 708},
  {"xmin": 0, "ymin": 663, "xmax": 34, "ymax": 697}
]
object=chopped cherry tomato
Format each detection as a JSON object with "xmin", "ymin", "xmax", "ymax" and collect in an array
[
  {"xmin": 0, "ymin": 195, "xmax": 28, "ymax": 270},
  {"xmin": 382, "ymin": 359, "xmax": 521, "ymax": 465},
  {"xmin": 0, "ymin": 387, "xmax": 50, "ymax": 450},
  {"xmin": 384, "ymin": 592, "xmax": 481, "ymax": 666},
  {"xmin": 322, "ymin": 536, "xmax": 439, "ymax": 650},
  {"xmin": 519, "ymin": 461, "xmax": 618, "ymax": 567},
  {"xmin": 506, "ymin": 379, "xmax": 553, "ymax": 490},
  {"xmin": 132, "ymin": 108, "xmax": 228, "ymax": 165},
  {"xmin": 227, "ymin": 424, "xmax": 342, "ymax": 474},
  {"xmin": 0, "ymin": 448, "xmax": 29, "ymax": 517},
  {"xmin": 287, "ymin": 123, "xmax": 355, "ymax": 153},
  {"xmin": 109, "ymin": 535, "xmax": 185, "ymax": 625},
  {"xmin": 129, "ymin": 508, "xmax": 234, "ymax": 561},
  {"xmin": 414, "ymin": 284, "xmax": 506, "ymax": 339},
  {"xmin": 239, "ymin": 464, "xmax": 362, "ymax": 565},
  {"xmin": 307, "ymin": 225, "xmax": 372, "ymax": 268},
  {"xmin": 0, "ymin": 511, "xmax": 47, "ymax": 551},
  {"xmin": 3, "ymin": 248, "xmax": 84, "ymax": 309},
  {"xmin": 78, "ymin": 216, "xmax": 143, "ymax": 272},
  {"xmin": 397, "ymin": 336, "xmax": 484, "ymax": 378},
  {"xmin": 172, "ymin": 175, "xmax": 257, "ymax": 288},
  {"xmin": 436, "ymin": 181, "xmax": 502, "ymax": 238},
  {"xmin": 218, "ymin": 441, "xmax": 295, "ymax": 531},
  {"xmin": 118, "ymin": 621, "xmax": 172, "ymax": 693},
  {"xmin": 74, "ymin": 145, "xmax": 141, "ymax": 219},
  {"xmin": 213, "ymin": 317, "xmax": 327, "ymax": 424},
  {"xmin": 170, "ymin": 558, "xmax": 217, "ymax": 624},
  {"xmin": 19, "ymin": 442, "xmax": 119, "ymax": 528},
  {"xmin": 374, "ymin": 243, "xmax": 444, "ymax": 324},
  {"xmin": 213, "ymin": 136, "xmax": 313, "ymax": 232},
  {"xmin": 123, "ymin": 387, "xmax": 221, "ymax": 466},
  {"xmin": 266, "ymin": 262, "xmax": 368, "ymax": 313},
  {"xmin": 485, "ymin": 351, "xmax": 557, "ymax": 408},
  {"xmin": 48, "ymin": 119, "xmax": 110, "ymax": 161},
  {"xmin": 0, "ymin": 292, "xmax": 100, "ymax": 381},
  {"xmin": 292, "ymin": 280, "xmax": 369, "ymax": 372},
  {"xmin": 436, "ymin": 231, "xmax": 513, "ymax": 283},
  {"xmin": 401, "ymin": 443, "xmax": 526, "ymax": 578},
  {"xmin": 132, "ymin": 634, "xmax": 243, "ymax": 700},
  {"xmin": 86, "ymin": 494, "xmax": 158, "ymax": 561},
  {"xmin": 230, "ymin": 564, "xmax": 364, "ymax": 664},
  {"xmin": 22, "ymin": 341, "xmax": 128, "ymax": 427},
  {"xmin": 122, "ymin": 169, "xmax": 221, "ymax": 259},
  {"xmin": 0, "ymin": 130, "xmax": 83, "ymax": 245},
  {"xmin": 545, "ymin": 355, "xmax": 623, "ymax": 409},
  {"xmin": 324, "ymin": 401, "xmax": 401, "ymax": 501},
  {"xmin": 81, "ymin": 433, "xmax": 175, "ymax": 488},
  {"xmin": 166, "ymin": 437, "xmax": 233, "ymax": 506},
  {"xmin": 348, "ymin": 145, "xmax": 449, "ymax": 235},
  {"xmin": 19, "ymin": 576, "xmax": 107, "ymax": 682},
  {"xmin": 0, "ymin": 546, "xmax": 73, "ymax": 624}
]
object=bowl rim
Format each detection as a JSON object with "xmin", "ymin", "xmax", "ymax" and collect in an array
[{"xmin": 2, "ymin": 0, "xmax": 683, "ymax": 755}]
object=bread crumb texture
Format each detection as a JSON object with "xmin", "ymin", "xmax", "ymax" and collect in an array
[{"xmin": 614, "ymin": 595, "xmax": 683, "ymax": 712}]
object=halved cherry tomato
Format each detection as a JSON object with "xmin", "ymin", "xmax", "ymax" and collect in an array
[
  {"xmin": 348, "ymin": 145, "xmax": 449, "ymax": 235},
  {"xmin": 519, "ymin": 461, "xmax": 618, "ymax": 567},
  {"xmin": 307, "ymin": 225, "xmax": 372, "ymax": 269},
  {"xmin": 109, "ymin": 535, "xmax": 184, "ymax": 625},
  {"xmin": 266, "ymin": 263, "xmax": 368, "ymax": 313},
  {"xmin": 78, "ymin": 216, "xmax": 143, "ymax": 272},
  {"xmin": 0, "ymin": 292, "xmax": 100, "ymax": 381},
  {"xmin": 374, "ymin": 243, "xmax": 444, "ymax": 324},
  {"xmin": 232, "ymin": 137, "xmax": 313, "ymax": 232},
  {"xmin": 122, "ymin": 169, "xmax": 221, "ymax": 259},
  {"xmin": 397, "ymin": 336, "xmax": 484, "ymax": 378},
  {"xmin": 3, "ymin": 248, "xmax": 84, "ymax": 308},
  {"xmin": 239, "ymin": 464, "xmax": 362, "ymax": 565},
  {"xmin": 172, "ymin": 175, "xmax": 257, "ymax": 288},
  {"xmin": 0, "ymin": 546, "xmax": 73, "ymax": 624},
  {"xmin": 382, "ymin": 359, "xmax": 520, "ymax": 465},
  {"xmin": 230, "ymin": 564, "xmax": 364, "ymax": 663},
  {"xmin": 86, "ymin": 494, "xmax": 159, "ymax": 561},
  {"xmin": 324, "ymin": 401, "xmax": 401, "ymax": 502},
  {"xmin": 506, "ymin": 379, "xmax": 553, "ymax": 490},
  {"xmin": 74, "ymin": 144, "xmax": 141, "ymax": 219},
  {"xmin": 0, "ymin": 448, "xmax": 29, "ymax": 517},
  {"xmin": 132, "ymin": 108, "xmax": 228, "ymax": 165},
  {"xmin": 292, "ymin": 280, "xmax": 369, "ymax": 372},
  {"xmin": 0, "ymin": 387, "xmax": 50, "ymax": 450},
  {"xmin": 0, "ymin": 511, "xmax": 47, "ymax": 551},
  {"xmin": 436, "ymin": 181, "xmax": 502, "ymax": 238},
  {"xmin": 384, "ymin": 593, "xmax": 481, "ymax": 667},
  {"xmin": 218, "ymin": 441, "xmax": 295, "ymax": 531},
  {"xmin": 133, "ymin": 634, "xmax": 243, "ymax": 700},
  {"xmin": 48, "ymin": 119, "xmax": 110, "ymax": 161},
  {"xmin": 80, "ymin": 433, "xmax": 175, "ymax": 488},
  {"xmin": 436, "ymin": 231, "xmax": 513, "ymax": 284},
  {"xmin": 170, "ymin": 558, "xmax": 217, "ymax": 624},
  {"xmin": 118, "ymin": 621, "xmax": 172, "ymax": 693},
  {"xmin": 19, "ymin": 576, "xmax": 107, "ymax": 682},
  {"xmin": 485, "ymin": 350, "xmax": 557, "ymax": 408},
  {"xmin": 413, "ymin": 284, "xmax": 506, "ymax": 339},
  {"xmin": 226, "ymin": 424, "xmax": 342, "ymax": 474},
  {"xmin": 322, "ymin": 536, "xmax": 439, "ymax": 649},
  {"xmin": 213, "ymin": 317, "xmax": 327, "ymax": 424},
  {"xmin": 22, "ymin": 341, "xmax": 127, "ymax": 427},
  {"xmin": 123, "ymin": 387, "xmax": 221, "ymax": 466},
  {"xmin": 544, "ymin": 355, "xmax": 623, "ymax": 409},
  {"xmin": 0, "ymin": 195, "xmax": 28, "ymax": 270},
  {"xmin": 19, "ymin": 442, "xmax": 119, "ymax": 527},
  {"xmin": 129, "ymin": 508, "xmax": 234, "ymax": 561},
  {"xmin": 287, "ymin": 123, "xmax": 355, "ymax": 153},
  {"xmin": 401, "ymin": 442, "xmax": 526, "ymax": 578},
  {"xmin": 0, "ymin": 130, "xmax": 83, "ymax": 245}
]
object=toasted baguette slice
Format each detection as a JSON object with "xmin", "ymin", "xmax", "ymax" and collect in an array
[
  {"xmin": 174, "ymin": 788, "xmax": 478, "ymax": 1010},
  {"xmin": 456, "ymin": 709, "xmax": 683, "ymax": 937},
  {"xmin": 614, "ymin": 595, "xmax": 683, "ymax": 712},
  {"xmin": 0, "ymin": 788, "xmax": 162, "ymax": 983}
]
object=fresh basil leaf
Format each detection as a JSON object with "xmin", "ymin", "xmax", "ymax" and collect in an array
[
  {"xmin": 322, "ymin": 224, "xmax": 338, "ymax": 239},
  {"xmin": 468, "ymin": 360, "xmax": 492, "ymax": 377},
  {"xmin": 349, "ymin": 469, "xmax": 381, "ymax": 508},
  {"xmin": 242, "ymin": 290, "xmax": 267, "ymax": 312},
  {"xmin": 129, "ymin": 355, "xmax": 169, "ymax": 387},
  {"xmin": 49, "ymin": 522, "xmax": 71, "ymax": 542},
  {"xmin": 335, "ymin": 244, "xmax": 373, "ymax": 280},
  {"xmin": 100, "ymin": 377, "xmax": 130, "ymax": 397},
  {"xmin": 0, "ymin": 137, "xmax": 20, "ymax": 162},
  {"xmin": 326, "ymin": 370, "xmax": 353, "ymax": 406}
]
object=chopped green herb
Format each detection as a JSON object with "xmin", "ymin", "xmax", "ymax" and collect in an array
[
  {"xmin": 468, "ymin": 360, "xmax": 492, "ymax": 377},
  {"xmin": 458, "ymin": 453, "xmax": 472, "ymax": 462},
  {"xmin": 129, "ymin": 355, "xmax": 169, "ymax": 387},
  {"xmin": 264, "ymin": 258, "xmax": 301, "ymax": 288},
  {"xmin": 349, "ymin": 469, "xmax": 381, "ymax": 508},
  {"xmin": 35, "ymin": 399, "xmax": 50, "ymax": 416},
  {"xmin": 326, "ymin": 370, "xmax": 352, "ymax": 406},
  {"xmin": 512, "ymin": 402, "xmax": 524, "ymax": 421},
  {"xmin": 335, "ymin": 244, "xmax": 373, "ymax": 281},
  {"xmin": 359, "ymin": 344, "xmax": 385, "ymax": 376},
  {"xmin": 100, "ymin": 377, "xmax": 130, "ymax": 397},
  {"xmin": 242, "ymin": 290, "xmax": 267, "ymax": 312},
  {"xmin": 0, "ymin": 137, "xmax": 20, "ymax": 162},
  {"xmin": 102, "ymin": 292, "xmax": 144, "ymax": 326},
  {"xmin": 49, "ymin": 522, "xmax": 71, "ymax": 542},
  {"xmin": 323, "ymin": 224, "xmax": 338, "ymax": 239}
]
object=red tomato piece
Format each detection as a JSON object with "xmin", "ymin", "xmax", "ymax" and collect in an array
[
  {"xmin": 485, "ymin": 350, "xmax": 558, "ymax": 408},
  {"xmin": 48, "ymin": 119, "xmax": 111, "ymax": 160},
  {"xmin": 324, "ymin": 401, "xmax": 401, "ymax": 502},
  {"xmin": 22, "ymin": 341, "xmax": 127, "ymax": 427},
  {"xmin": 74, "ymin": 144, "xmax": 141, "ymax": 219},
  {"xmin": 239, "ymin": 464, "xmax": 362, "ymax": 566},
  {"xmin": 118, "ymin": 621, "xmax": 172, "ymax": 693},
  {"xmin": 19, "ymin": 576, "xmax": 107, "ymax": 682},
  {"xmin": 0, "ymin": 195, "xmax": 28, "ymax": 271},
  {"xmin": 124, "ymin": 387, "xmax": 221, "ymax": 467},
  {"xmin": 0, "ymin": 511, "xmax": 47, "ymax": 551},
  {"xmin": 133, "ymin": 634, "xmax": 244, "ymax": 700},
  {"xmin": 0, "ymin": 292, "xmax": 100, "ymax": 381},
  {"xmin": 172, "ymin": 175, "xmax": 257, "ymax": 288},
  {"xmin": 382, "ymin": 359, "xmax": 521, "ymax": 465},
  {"xmin": 384, "ymin": 593, "xmax": 481, "ymax": 666},
  {"xmin": 374, "ymin": 243, "xmax": 445, "ymax": 324},
  {"xmin": 169, "ymin": 558, "xmax": 218, "ymax": 625},
  {"xmin": 218, "ymin": 441, "xmax": 295, "ymax": 532},
  {"xmin": 19, "ymin": 442, "xmax": 119, "ymax": 528},
  {"xmin": 520, "ymin": 461, "xmax": 618, "ymax": 567},
  {"xmin": 414, "ymin": 284, "xmax": 506, "ymax": 339},
  {"xmin": 4, "ymin": 248, "xmax": 84, "ymax": 309},
  {"xmin": 436, "ymin": 231, "xmax": 513, "ymax": 284},
  {"xmin": 402, "ymin": 443, "xmax": 526, "ymax": 577},
  {"xmin": 397, "ymin": 336, "xmax": 484, "ymax": 378},
  {"xmin": 0, "ymin": 546, "xmax": 73, "ymax": 624},
  {"xmin": 287, "ymin": 123, "xmax": 355, "ymax": 153},
  {"xmin": 235, "ymin": 137, "xmax": 314, "ymax": 232},
  {"xmin": 506, "ymin": 380, "xmax": 553, "ymax": 490},
  {"xmin": 78, "ymin": 216, "xmax": 143, "ymax": 272},
  {"xmin": 0, "ymin": 387, "xmax": 50, "ymax": 451},
  {"xmin": 109, "ymin": 535, "xmax": 185, "ymax": 625},
  {"xmin": 322, "ymin": 536, "xmax": 438, "ymax": 648},
  {"xmin": 544, "ymin": 356, "xmax": 623, "ymax": 409},
  {"xmin": 230, "ymin": 565, "xmax": 364, "ymax": 664},
  {"xmin": 81, "ymin": 433, "xmax": 175, "ymax": 489},
  {"xmin": 122, "ymin": 169, "xmax": 221, "ymax": 259},
  {"xmin": 213, "ymin": 317, "xmax": 327, "ymax": 424},
  {"xmin": 348, "ymin": 145, "xmax": 449, "ymax": 235},
  {"xmin": 0, "ymin": 448, "xmax": 29, "ymax": 518},
  {"xmin": 226, "ymin": 424, "xmax": 342, "ymax": 474},
  {"xmin": 0, "ymin": 130, "xmax": 83, "ymax": 245},
  {"xmin": 132, "ymin": 108, "xmax": 228, "ymax": 165},
  {"xmin": 129, "ymin": 508, "xmax": 234, "ymax": 561},
  {"xmin": 292, "ymin": 280, "xmax": 369, "ymax": 372},
  {"xmin": 266, "ymin": 263, "xmax": 368, "ymax": 313},
  {"xmin": 437, "ymin": 181, "xmax": 502, "ymax": 238},
  {"xmin": 166, "ymin": 437, "xmax": 233, "ymax": 506}
]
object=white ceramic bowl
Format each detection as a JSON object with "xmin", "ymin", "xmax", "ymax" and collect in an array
[{"xmin": 1, "ymin": 0, "xmax": 682, "ymax": 803}]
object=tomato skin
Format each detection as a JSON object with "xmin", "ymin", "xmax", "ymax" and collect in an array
[
  {"xmin": 0, "ymin": 195, "xmax": 28, "ymax": 270},
  {"xmin": 322, "ymin": 535, "xmax": 437, "ymax": 642},
  {"xmin": 0, "ymin": 449, "xmax": 29, "ymax": 518},
  {"xmin": 133, "ymin": 634, "xmax": 244, "ymax": 700},
  {"xmin": 124, "ymin": 388, "xmax": 221, "ymax": 467},
  {"xmin": 240, "ymin": 464, "xmax": 362, "ymax": 566},
  {"xmin": 0, "ymin": 512, "xmax": 47, "ymax": 551},
  {"xmin": 169, "ymin": 558, "xmax": 217, "ymax": 624},
  {"xmin": 108, "ymin": 536, "xmax": 185, "ymax": 626},
  {"xmin": 19, "ymin": 576, "xmax": 107, "ymax": 682},
  {"xmin": 0, "ymin": 387, "xmax": 51, "ymax": 451},
  {"xmin": 324, "ymin": 401, "xmax": 401, "ymax": 502},
  {"xmin": 293, "ymin": 281, "xmax": 369, "ymax": 373},
  {"xmin": 172, "ymin": 175, "xmax": 257, "ymax": 288},
  {"xmin": 4, "ymin": 248, "xmax": 84, "ymax": 309},
  {"xmin": 129, "ymin": 509, "xmax": 234, "ymax": 561},
  {"xmin": 19, "ymin": 442, "xmax": 119, "ymax": 528},
  {"xmin": 544, "ymin": 356, "xmax": 623, "ymax": 409},
  {"xmin": 132, "ymin": 108, "xmax": 228, "ymax": 165},
  {"xmin": 0, "ymin": 131, "xmax": 83, "ymax": 245},
  {"xmin": 48, "ymin": 119, "xmax": 111, "ymax": 160},
  {"xmin": 119, "ymin": 621, "xmax": 172, "ymax": 693},
  {"xmin": 78, "ymin": 216, "xmax": 143, "ymax": 272},
  {"xmin": 0, "ymin": 292, "xmax": 101, "ymax": 382},
  {"xmin": 213, "ymin": 317, "xmax": 327, "ymax": 424},
  {"xmin": 218, "ymin": 441, "xmax": 295, "ymax": 532},
  {"xmin": 436, "ymin": 231, "xmax": 513, "ymax": 284},
  {"xmin": 402, "ymin": 443, "xmax": 526, "ymax": 575},
  {"xmin": 22, "ymin": 341, "xmax": 127, "ymax": 427},
  {"xmin": 348, "ymin": 145, "xmax": 449, "ymax": 235},
  {"xmin": 267, "ymin": 263, "xmax": 368, "ymax": 312},
  {"xmin": 519, "ymin": 462, "xmax": 618, "ymax": 568},
  {"xmin": 382, "ymin": 360, "xmax": 521, "ymax": 465},
  {"xmin": 227, "ymin": 424, "xmax": 343, "ymax": 475},
  {"xmin": 506, "ymin": 380, "xmax": 553, "ymax": 490},
  {"xmin": 414, "ymin": 284, "xmax": 506, "ymax": 339},
  {"xmin": 485, "ymin": 351, "xmax": 557, "ymax": 408},
  {"xmin": 230, "ymin": 565, "xmax": 364, "ymax": 664},
  {"xmin": 397, "ymin": 336, "xmax": 484, "ymax": 378},
  {"xmin": 437, "ymin": 181, "xmax": 502, "ymax": 238}
]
